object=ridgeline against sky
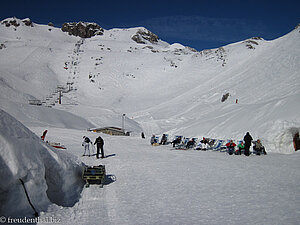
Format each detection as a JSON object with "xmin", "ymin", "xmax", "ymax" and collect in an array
[{"xmin": 0, "ymin": 0, "xmax": 299, "ymax": 51}]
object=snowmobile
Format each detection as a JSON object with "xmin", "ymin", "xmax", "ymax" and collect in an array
[{"xmin": 82, "ymin": 165, "xmax": 106, "ymax": 188}]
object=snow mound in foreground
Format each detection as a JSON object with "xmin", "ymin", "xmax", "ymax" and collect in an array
[{"xmin": 0, "ymin": 108, "xmax": 84, "ymax": 218}]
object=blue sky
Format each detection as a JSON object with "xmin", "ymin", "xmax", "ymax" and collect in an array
[{"xmin": 1, "ymin": 0, "xmax": 299, "ymax": 50}]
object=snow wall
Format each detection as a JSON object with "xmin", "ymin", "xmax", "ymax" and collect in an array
[{"xmin": 0, "ymin": 109, "xmax": 85, "ymax": 218}]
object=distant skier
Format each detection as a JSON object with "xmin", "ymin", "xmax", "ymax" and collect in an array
[
  {"xmin": 243, "ymin": 132, "xmax": 253, "ymax": 156},
  {"xmin": 82, "ymin": 136, "xmax": 91, "ymax": 156},
  {"xmin": 141, "ymin": 132, "xmax": 145, "ymax": 139},
  {"xmin": 94, "ymin": 136, "xmax": 105, "ymax": 159}
]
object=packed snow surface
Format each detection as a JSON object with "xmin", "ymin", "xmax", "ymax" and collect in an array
[
  {"xmin": 0, "ymin": 17, "xmax": 299, "ymax": 224},
  {"xmin": 32, "ymin": 127, "xmax": 300, "ymax": 225}
]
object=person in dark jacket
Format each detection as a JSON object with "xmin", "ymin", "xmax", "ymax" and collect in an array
[
  {"xmin": 293, "ymin": 132, "xmax": 300, "ymax": 151},
  {"xmin": 94, "ymin": 136, "xmax": 104, "ymax": 159},
  {"xmin": 160, "ymin": 134, "xmax": 168, "ymax": 145},
  {"xmin": 243, "ymin": 132, "xmax": 253, "ymax": 156},
  {"xmin": 172, "ymin": 136, "xmax": 182, "ymax": 147}
]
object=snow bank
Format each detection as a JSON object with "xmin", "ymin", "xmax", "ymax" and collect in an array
[{"xmin": 0, "ymin": 109, "xmax": 84, "ymax": 218}]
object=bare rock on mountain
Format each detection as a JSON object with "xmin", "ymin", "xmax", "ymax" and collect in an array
[
  {"xmin": 1, "ymin": 17, "xmax": 34, "ymax": 27},
  {"xmin": 132, "ymin": 29, "xmax": 159, "ymax": 44},
  {"xmin": 61, "ymin": 22, "xmax": 104, "ymax": 38}
]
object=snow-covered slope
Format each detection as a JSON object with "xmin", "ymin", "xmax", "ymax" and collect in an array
[
  {"xmin": 0, "ymin": 17, "xmax": 299, "ymax": 153},
  {"xmin": 0, "ymin": 17, "xmax": 299, "ymax": 224}
]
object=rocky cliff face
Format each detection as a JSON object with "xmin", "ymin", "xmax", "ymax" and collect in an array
[{"xmin": 61, "ymin": 22, "xmax": 104, "ymax": 38}]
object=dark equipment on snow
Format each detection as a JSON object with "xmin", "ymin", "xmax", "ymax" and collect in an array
[
  {"xmin": 82, "ymin": 165, "xmax": 106, "ymax": 188},
  {"xmin": 19, "ymin": 178, "xmax": 39, "ymax": 217}
]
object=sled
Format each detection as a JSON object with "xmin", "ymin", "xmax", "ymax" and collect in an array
[
  {"xmin": 41, "ymin": 130, "xmax": 66, "ymax": 149},
  {"xmin": 49, "ymin": 142, "xmax": 67, "ymax": 150},
  {"xmin": 152, "ymin": 143, "xmax": 160, "ymax": 146},
  {"xmin": 173, "ymin": 147, "xmax": 188, "ymax": 150},
  {"xmin": 82, "ymin": 165, "xmax": 106, "ymax": 188}
]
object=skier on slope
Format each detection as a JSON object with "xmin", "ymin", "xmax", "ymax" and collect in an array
[
  {"xmin": 243, "ymin": 132, "xmax": 253, "ymax": 156},
  {"xmin": 82, "ymin": 136, "xmax": 91, "ymax": 156},
  {"xmin": 94, "ymin": 136, "xmax": 105, "ymax": 159}
]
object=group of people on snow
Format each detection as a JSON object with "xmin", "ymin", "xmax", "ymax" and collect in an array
[
  {"xmin": 150, "ymin": 131, "xmax": 268, "ymax": 156},
  {"xmin": 82, "ymin": 135, "xmax": 105, "ymax": 159}
]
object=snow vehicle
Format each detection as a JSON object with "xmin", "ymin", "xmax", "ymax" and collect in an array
[{"xmin": 82, "ymin": 165, "xmax": 106, "ymax": 188}]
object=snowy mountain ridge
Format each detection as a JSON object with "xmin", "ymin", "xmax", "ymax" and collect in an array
[{"xmin": 0, "ymin": 17, "xmax": 299, "ymax": 153}]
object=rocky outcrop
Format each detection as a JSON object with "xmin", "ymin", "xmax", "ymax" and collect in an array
[
  {"xmin": 1, "ymin": 17, "xmax": 33, "ymax": 27},
  {"xmin": 61, "ymin": 22, "xmax": 104, "ymax": 38},
  {"xmin": 132, "ymin": 29, "xmax": 159, "ymax": 44}
]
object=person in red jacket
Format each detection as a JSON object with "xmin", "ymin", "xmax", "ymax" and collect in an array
[{"xmin": 226, "ymin": 140, "xmax": 236, "ymax": 155}]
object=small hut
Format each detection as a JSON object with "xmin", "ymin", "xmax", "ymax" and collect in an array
[{"xmin": 88, "ymin": 127, "xmax": 130, "ymax": 136}]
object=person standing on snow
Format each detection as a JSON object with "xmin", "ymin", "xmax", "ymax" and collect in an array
[
  {"xmin": 94, "ymin": 136, "xmax": 105, "ymax": 159},
  {"xmin": 243, "ymin": 132, "xmax": 253, "ymax": 156},
  {"xmin": 82, "ymin": 136, "xmax": 91, "ymax": 156}
]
